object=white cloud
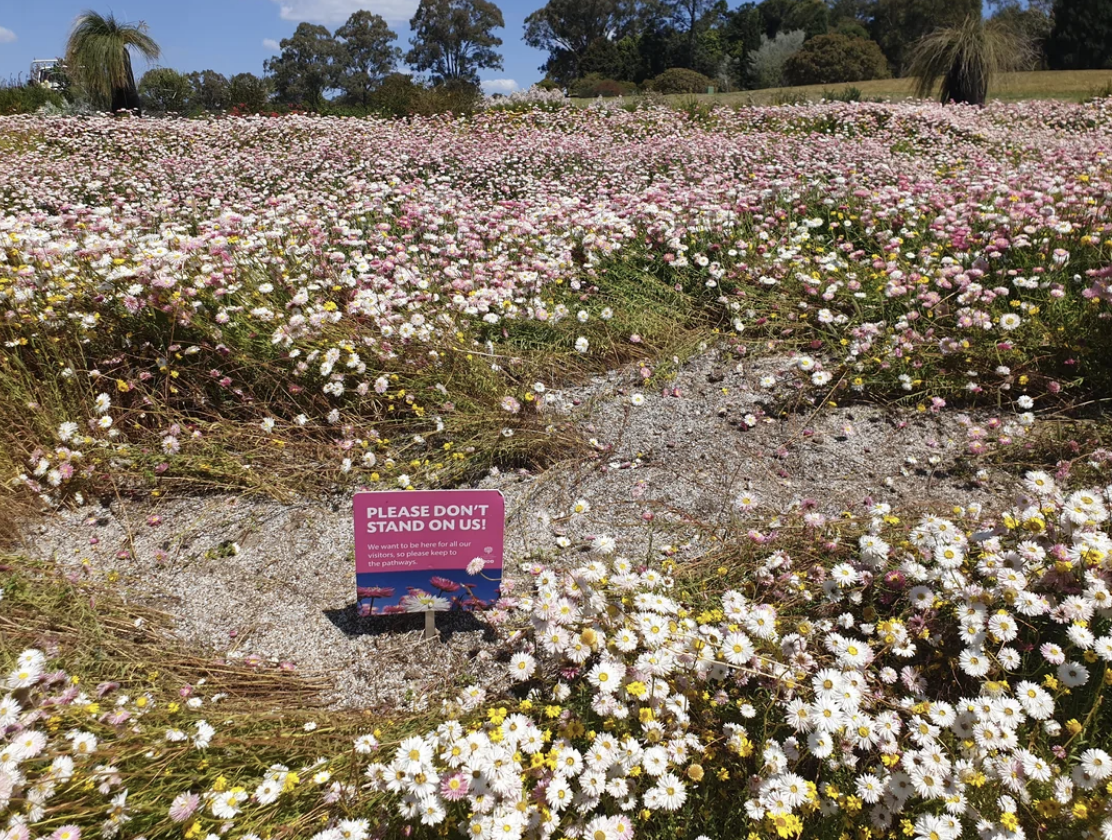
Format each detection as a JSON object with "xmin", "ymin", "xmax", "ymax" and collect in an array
[
  {"xmin": 0, "ymin": 26, "xmax": 17, "ymax": 44},
  {"xmin": 262, "ymin": 38, "xmax": 281, "ymax": 51},
  {"xmin": 481, "ymin": 79, "xmax": 519, "ymax": 94},
  {"xmin": 269, "ymin": 0, "xmax": 417, "ymax": 25}
]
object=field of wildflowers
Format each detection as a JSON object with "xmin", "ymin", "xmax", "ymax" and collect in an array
[{"xmin": 2, "ymin": 97, "xmax": 1112, "ymax": 840}]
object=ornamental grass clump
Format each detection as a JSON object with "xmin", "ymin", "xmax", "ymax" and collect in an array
[{"xmin": 907, "ymin": 16, "xmax": 1037, "ymax": 106}]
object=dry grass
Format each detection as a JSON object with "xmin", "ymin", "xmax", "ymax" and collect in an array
[{"xmin": 0, "ymin": 556, "xmax": 334, "ymax": 708}]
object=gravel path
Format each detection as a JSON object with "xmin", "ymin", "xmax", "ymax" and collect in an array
[{"xmin": 22, "ymin": 348, "xmax": 1015, "ymax": 710}]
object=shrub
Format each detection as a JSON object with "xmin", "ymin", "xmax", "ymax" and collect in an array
[
  {"xmin": 226, "ymin": 72, "xmax": 271, "ymax": 113},
  {"xmin": 569, "ymin": 74, "xmax": 637, "ymax": 98},
  {"xmin": 0, "ymin": 82, "xmax": 66, "ymax": 115},
  {"xmin": 822, "ymin": 84, "xmax": 865, "ymax": 102},
  {"xmin": 414, "ymin": 79, "xmax": 484, "ymax": 115},
  {"xmin": 645, "ymin": 67, "xmax": 715, "ymax": 95},
  {"xmin": 138, "ymin": 67, "xmax": 193, "ymax": 114},
  {"xmin": 367, "ymin": 72, "xmax": 421, "ymax": 116},
  {"xmin": 747, "ymin": 29, "xmax": 806, "ymax": 89},
  {"xmin": 783, "ymin": 34, "xmax": 891, "ymax": 86}
]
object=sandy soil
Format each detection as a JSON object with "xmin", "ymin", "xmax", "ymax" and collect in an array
[{"xmin": 21, "ymin": 348, "xmax": 1016, "ymax": 710}]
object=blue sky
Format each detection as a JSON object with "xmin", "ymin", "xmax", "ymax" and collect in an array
[{"xmin": 0, "ymin": 0, "xmax": 552, "ymax": 94}]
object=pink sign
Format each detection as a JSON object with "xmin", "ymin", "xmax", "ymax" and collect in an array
[{"xmin": 353, "ymin": 489, "xmax": 505, "ymax": 615}]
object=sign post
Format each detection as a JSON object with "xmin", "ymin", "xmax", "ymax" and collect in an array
[{"xmin": 353, "ymin": 489, "xmax": 505, "ymax": 637}]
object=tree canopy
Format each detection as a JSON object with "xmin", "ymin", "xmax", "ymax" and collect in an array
[
  {"xmin": 524, "ymin": 0, "xmax": 630, "ymax": 85},
  {"xmin": 1046, "ymin": 0, "xmax": 1112, "ymax": 70},
  {"xmin": 264, "ymin": 22, "xmax": 342, "ymax": 108},
  {"xmin": 335, "ymin": 11, "xmax": 402, "ymax": 105},
  {"xmin": 406, "ymin": 0, "xmax": 505, "ymax": 85},
  {"xmin": 138, "ymin": 67, "xmax": 191, "ymax": 113},
  {"xmin": 782, "ymin": 32, "xmax": 890, "ymax": 85}
]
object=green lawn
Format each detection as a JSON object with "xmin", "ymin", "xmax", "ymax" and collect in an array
[{"xmin": 575, "ymin": 69, "xmax": 1112, "ymax": 106}]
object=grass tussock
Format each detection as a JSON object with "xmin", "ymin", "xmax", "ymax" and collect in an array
[{"xmin": 907, "ymin": 16, "xmax": 1038, "ymax": 106}]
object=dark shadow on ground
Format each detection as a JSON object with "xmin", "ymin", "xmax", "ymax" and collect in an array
[{"xmin": 323, "ymin": 604, "xmax": 497, "ymax": 643}]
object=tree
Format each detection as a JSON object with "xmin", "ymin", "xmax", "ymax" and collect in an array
[
  {"xmin": 187, "ymin": 70, "xmax": 230, "ymax": 111},
  {"xmin": 524, "ymin": 0, "xmax": 633, "ymax": 85},
  {"xmin": 747, "ymin": 28, "xmax": 805, "ymax": 88},
  {"xmin": 636, "ymin": 19, "xmax": 673, "ymax": 80},
  {"xmin": 782, "ymin": 33, "xmax": 890, "ymax": 84},
  {"xmin": 907, "ymin": 15, "xmax": 1035, "ymax": 105},
  {"xmin": 64, "ymin": 11, "xmax": 160, "ymax": 114},
  {"xmin": 872, "ymin": 0, "xmax": 980, "ymax": 75},
  {"xmin": 990, "ymin": 5, "xmax": 1051, "ymax": 68},
  {"xmin": 758, "ymin": 0, "xmax": 828, "ymax": 41},
  {"xmin": 406, "ymin": 0, "xmax": 504, "ymax": 85},
  {"xmin": 720, "ymin": 4, "xmax": 763, "ymax": 86},
  {"xmin": 665, "ymin": 0, "xmax": 716, "ymax": 68},
  {"xmin": 1046, "ymin": 0, "xmax": 1112, "ymax": 70},
  {"xmin": 724, "ymin": 3, "xmax": 763, "ymax": 57},
  {"xmin": 138, "ymin": 67, "xmax": 191, "ymax": 113},
  {"xmin": 578, "ymin": 36, "xmax": 625, "ymax": 79},
  {"xmin": 334, "ymin": 11, "xmax": 402, "ymax": 106},
  {"xmin": 264, "ymin": 23, "xmax": 341, "ymax": 108},
  {"xmin": 828, "ymin": 0, "xmax": 876, "ymax": 31},
  {"xmin": 227, "ymin": 72, "xmax": 271, "ymax": 113}
]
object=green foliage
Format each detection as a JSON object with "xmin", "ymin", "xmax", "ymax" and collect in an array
[
  {"xmin": 227, "ymin": 72, "xmax": 271, "ymax": 113},
  {"xmin": 334, "ymin": 10, "xmax": 403, "ymax": 107},
  {"xmin": 523, "ymin": 0, "xmax": 629, "ymax": 86},
  {"xmin": 747, "ymin": 28, "xmax": 806, "ymax": 88},
  {"xmin": 758, "ymin": 0, "xmax": 829, "ymax": 41},
  {"xmin": 723, "ymin": 4, "xmax": 763, "ymax": 58},
  {"xmin": 415, "ymin": 78, "xmax": 484, "ymax": 114},
  {"xmin": 828, "ymin": 0, "xmax": 873, "ymax": 32},
  {"xmin": 665, "ymin": 0, "xmax": 717, "ymax": 70},
  {"xmin": 1047, "ymin": 0, "xmax": 1112, "ymax": 71},
  {"xmin": 823, "ymin": 84, "xmax": 864, "ymax": 101},
  {"xmin": 908, "ymin": 15, "xmax": 1036, "ymax": 105},
  {"xmin": 991, "ymin": 5, "xmax": 1052, "ymax": 69},
  {"xmin": 264, "ymin": 22, "xmax": 342, "ymax": 109},
  {"xmin": 187, "ymin": 69, "xmax": 230, "ymax": 111},
  {"xmin": 834, "ymin": 19, "xmax": 870, "ymax": 40},
  {"xmin": 366, "ymin": 72, "xmax": 423, "ymax": 116},
  {"xmin": 721, "ymin": 5, "xmax": 764, "ymax": 88},
  {"xmin": 0, "ymin": 81, "xmax": 66, "ymax": 115},
  {"xmin": 406, "ymin": 0, "xmax": 505, "ymax": 85},
  {"xmin": 569, "ymin": 73, "xmax": 638, "ymax": 97},
  {"xmin": 577, "ymin": 36, "xmax": 625, "ymax": 80},
  {"xmin": 782, "ymin": 33, "xmax": 891, "ymax": 86},
  {"xmin": 646, "ymin": 66, "xmax": 714, "ymax": 94},
  {"xmin": 64, "ymin": 10, "xmax": 161, "ymax": 113},
  {"xmin": 872, "ymin": 0, "xmax": 981, "ymax": 76},
  {"xmin": 138, "ymin": 67, "xmax": 192, "ymax": 114}
]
